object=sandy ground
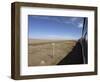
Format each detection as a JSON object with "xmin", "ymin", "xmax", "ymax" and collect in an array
[{"xmin": 28, "ymin": 39, "xmax": 76, "ymax": 66}]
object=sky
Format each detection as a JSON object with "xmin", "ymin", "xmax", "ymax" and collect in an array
[{"xmin": 28, "ymin": 15, "xmax": 86, "ymax": 40}]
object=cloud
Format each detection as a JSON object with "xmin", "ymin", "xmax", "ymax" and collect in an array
[
  {"xmin": 70, "ymin": 17, "xmax": 78, "ymax": 22},
  {"xmin": 78, "ymin": 23, "xmax": 83, "ymax": 28},
  {"xmin": 45, "ymin": 35, "xmax": 67, "ymax": 40},
  {"xmin": 31, "ymin": 15, "xmax": 84, "ymax": 29}
]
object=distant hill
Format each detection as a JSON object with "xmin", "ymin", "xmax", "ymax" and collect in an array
[{"xmin": 28, "ymin": 39, "xmax": 77, "ymax": 45}]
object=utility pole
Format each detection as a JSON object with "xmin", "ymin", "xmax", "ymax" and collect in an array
[{"xmin": 51, "ymin": 43, "xmax": 55, "ymax": 58}]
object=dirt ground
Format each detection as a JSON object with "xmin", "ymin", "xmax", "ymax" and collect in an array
[{"xmin": 28, "ymin": 39, "xmax": 76, "ymax": 66}]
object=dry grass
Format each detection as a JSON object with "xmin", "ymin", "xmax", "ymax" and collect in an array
[{"xmin": 28, "ymin": 39, "xmax": 77, "ymax": 66}]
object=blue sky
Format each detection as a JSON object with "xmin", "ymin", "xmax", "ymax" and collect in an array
[{"xmin": 28, "ymin": 15, "xmax": 86, "ymax": 40}]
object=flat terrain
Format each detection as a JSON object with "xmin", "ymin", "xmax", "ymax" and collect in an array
[{"xmin": 28, "ymin": 39, "xmax": 77, "ymax": 66}]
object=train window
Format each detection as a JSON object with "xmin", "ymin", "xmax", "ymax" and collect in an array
[{"xmin": 82, "ymin": 18, "xmax": 88, "ymax": 39}]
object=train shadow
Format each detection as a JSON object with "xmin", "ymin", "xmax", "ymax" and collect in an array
[{"xmin": 57, "ymin": 40, "xmax": 86, "ymax": 65}]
